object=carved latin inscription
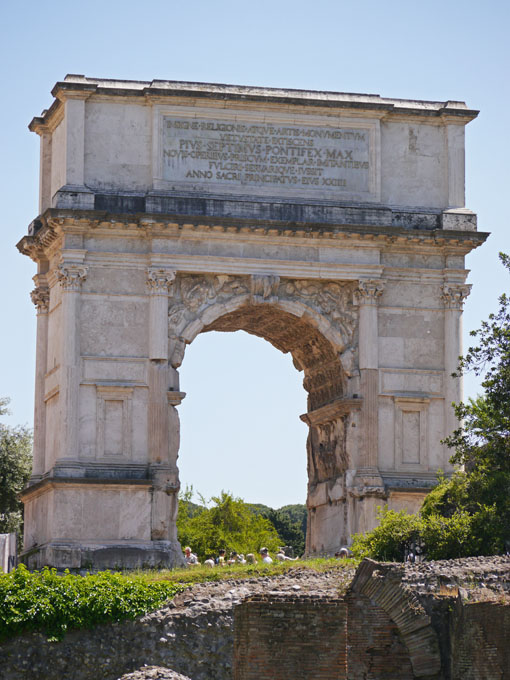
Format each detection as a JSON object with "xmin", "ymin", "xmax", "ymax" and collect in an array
[{"xmin": 163, "ymin": 117, "xmax": 372, "ymax": 198}]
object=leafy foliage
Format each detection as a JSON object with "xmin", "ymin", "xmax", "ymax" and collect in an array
[
  {"xmin": 257, "ymin": 507, "xmax": 306, "ymax": 556},
  {"xmin": 0, "ymin": 398, "xmax": 32, "ymax": 539},
  {"xmin": 177, "ymin": 490, "xmax": 281, "ymax": 561},
  {"xmin": 352, "ymin": 253, "xmax": 510, "ymax": 561},
  {"xmin": 0, "ymin": 565, "xmax": 183, "ymax": 641},
  {"xmin": 351, "ymin": 507, "xmax": 421, "ymax": 562}
]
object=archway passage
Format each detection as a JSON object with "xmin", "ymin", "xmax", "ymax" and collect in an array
[
  {"xmin": 202, "ymin": 304, "xmax": 346, "ymax": 412},
  {"xmin": 168, "ymin": 274, "xmax": 359, "ymax": 554}
]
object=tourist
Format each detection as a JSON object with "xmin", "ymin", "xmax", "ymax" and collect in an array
[
  {"xmin": 227, "ymin": 551, "xmax": 238, "ymax": 565},
  {"xmin": 203, "ymin": 558, "xmax": 215, "ymax": 568},
  {"xmin": 259, "ymin": 547, "xmax": 273, "ymax": 564},
  {"xmin": 184, "ymin": 546, "xmax": 199, "ymax": 566},
  {"xmin": 216, "ymin": 549, "xmax": 226, "ymax": 566},
  {"xmin": 276, "ymin": 548, "xmax": 298, "ymax": 562},
  {"xmin": 245, "ymin": 553, "xmax": 257, "ymax": 564},
  {"xmin": 237, "ymin": 553, "xmax": 247, "ymax": 564}
]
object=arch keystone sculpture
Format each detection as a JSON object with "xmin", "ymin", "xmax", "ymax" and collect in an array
[{"xmin": 17, "ymin": 76, "xmax": 487, "ymax": 569}]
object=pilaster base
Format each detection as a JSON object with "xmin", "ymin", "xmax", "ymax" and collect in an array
[{"xmin": 21, "ymin": 540, "xmax": 186, "ymax": 572}]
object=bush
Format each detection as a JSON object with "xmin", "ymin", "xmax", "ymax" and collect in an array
[
  {"xmin": 0, "ymin": 565, "xmax": 183, "ymax": 641},
  {"xmin": 350, "ymin": 507, "xmax": 421, "ymax": 562}
]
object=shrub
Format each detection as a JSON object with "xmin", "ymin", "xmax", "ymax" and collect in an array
[
  {"xmin": 350, "ymin": 507, "xmax": 421, "ymax": 562},
  {"xmin": 0, "ymin": 565, "xmax": 183, "ymax": 641}
]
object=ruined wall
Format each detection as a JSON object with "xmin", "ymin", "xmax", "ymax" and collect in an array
[
  {"xmin": 451, "ymin": 601, "xmax": 510, "ymax": 680},
  {"xmin": 3, "ymin": 560, "xmax": 510, "ymax": 680},
  {"xmin": 233, "ymin": 595, "xmax": 347, "ymax": 680},
  {"xmin": 346, "ymin": 592, "xmax": 414, "ymax": 680}
]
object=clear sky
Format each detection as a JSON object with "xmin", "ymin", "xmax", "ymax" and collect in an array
[{"xmin": 1, "ymin": 0, "xmax": 508, "ymax": 507}]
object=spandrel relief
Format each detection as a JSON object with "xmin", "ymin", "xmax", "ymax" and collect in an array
[
  {"xmin": 168, "ymin": 273, "xmax": 357, "ymax": 369},
  {"xmin": 307, "ymin": 416, "xmax": 348, "ymax": 484}
]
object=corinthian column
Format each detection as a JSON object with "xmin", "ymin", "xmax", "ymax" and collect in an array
[
  {"xmin": 355, "ymin": 279, "xmax": 385, "ymax": 474},
  {"xmin": 30, "ymin": 283, "xmax": 50, "ymax": 479},
  {"xmin": 56, "ymin": 263, "xmax": 88, "ymax": 463},
  {"xmin": 147, "ymin": 268, "xmax": 175, "ymax": 466},
  {"xmin": 146, "ymin": 267, "xmax": 180, "ymax": 542},
  {"xmin": 441, "ymin": 283, "xmax": 471, "ymax": 441}
]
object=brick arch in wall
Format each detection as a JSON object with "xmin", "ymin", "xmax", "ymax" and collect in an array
[{"xmin": 350, "ymin": 559, "xmax": 442, "ymax": 679}]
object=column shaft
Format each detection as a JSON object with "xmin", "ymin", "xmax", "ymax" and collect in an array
[
  {"xmin": 57, "ymin": 264, "xmax": 87, "ymax": 462},
  {"xmin": 442, "ymin": 284, "xmax": 470, "ymax": 440},
  {"xmin": 356, "ymin": 279, "xmax": 384, "ymax": 471},
  {"xmin": 31, "ymin": 287, "xmax": 49, "ymax": 477}
]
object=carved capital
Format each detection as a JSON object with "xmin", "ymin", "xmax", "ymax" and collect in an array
[
  {"xmin": 441, "ymin": 283, "xmax": 471, "ymax": 309},
  {"xmin": 30, "ymin": 287, "xmax": 50, "ymax": 313},
  {"xmin": 354, "ymin": 279, "xmax": 386, "ymax": 305},
  {"xmin": 251, "ymin": 274, "xmax": 280, "ymax": 302},
  {"xmin": 57, "ymin": 264, "xmax": 88, "ymax": 292},
  {"xmin": 147, "ymin": 267, "xmax": 176, "ymax": 295},
  {"xmin": 441, "ymin": 283, "xmax": 472, "ymax": 309}
]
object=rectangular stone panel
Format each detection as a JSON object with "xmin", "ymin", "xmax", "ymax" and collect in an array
[{"xmin": 160, "ymin": 113, "xmax": 377, "ymax": 202}]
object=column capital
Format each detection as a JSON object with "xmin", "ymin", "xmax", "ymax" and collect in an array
[
  {"xmin": 354, "ymin": 278, "xmax": 386, "ymax": 305},
  {"xmin": 57, "ymin": 264, "xmax": 88, "ymax": 292},
  {"xmin": 441, "ymin": 283, "xmax": 471, "ymax": 309},
  {"xmin": 30, "ymin": 287, "xmax": 50, "ymax": 313},
  {"xmin": 147, "ymin": 267, "xmax": 176, "ymax": 295}
]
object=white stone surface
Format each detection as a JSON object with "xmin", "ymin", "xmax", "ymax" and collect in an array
[{"xmin": 18, "ymin": 77, "xmax": 485, "ymax": 569}]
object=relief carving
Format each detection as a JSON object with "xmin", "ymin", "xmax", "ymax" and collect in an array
[
  {"xmin": 280, "ymin": 279, "xmax": 357, "ymax": 343},
  {"xmin": 307, "ymin": 416, "xmax": 348, "ymax": 484},
  {"xmin": 251, "ymin": 274, "xmax": 280, "ymax": 302},
  {"xmin": 168, "ymin": 274, "xmax": 358, "ymax": 371}
]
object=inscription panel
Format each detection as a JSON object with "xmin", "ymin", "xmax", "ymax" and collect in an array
[{"xmin": 158, "ymin": 111, "xmax": 378, "ymax": 202}]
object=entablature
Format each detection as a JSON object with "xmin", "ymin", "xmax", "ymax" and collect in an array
[{"xmin": 17, "ymin": 208, "xmax": 488, "ymax": 265}]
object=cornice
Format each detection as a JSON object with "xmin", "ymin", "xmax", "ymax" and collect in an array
[
  {"xmin": 30, "ymin": 76, "xmax": 479, "ymax": 131},
  {"xmin": 16, "ymin": 208, "xmax": 488, "ymax": 263}
]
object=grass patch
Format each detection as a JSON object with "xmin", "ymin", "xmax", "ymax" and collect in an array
[
  {"xmin": 0, "ymin": 565, "xmax": 184, "ymax": 642},
  {"xmin": 134, "ymin": 557, "xmax": 359, "ymax": 586}
]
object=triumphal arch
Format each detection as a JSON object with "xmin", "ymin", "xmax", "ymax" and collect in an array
[{"xmin": 18, "ymin": 76, "xmax": 487, "ymax": 569}]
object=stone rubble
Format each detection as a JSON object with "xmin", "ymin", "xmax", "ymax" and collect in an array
[{"xmin": 119, "ymin": 668, "xmax": 192, "ymax": 680}]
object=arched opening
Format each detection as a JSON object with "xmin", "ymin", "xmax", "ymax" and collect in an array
[
  {"xmin": 178, "ymin": 329, "xmax": 308, "ymax": 508},
  {"xmin": 168, "ymin": 274, "xmax": 359, "ymax": 554}
]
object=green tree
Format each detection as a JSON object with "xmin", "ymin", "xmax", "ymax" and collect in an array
[
  {"xmin": 423, "ymin": 252, "xmax": 510, "ymax": 554},
  {"xmin": 258, "ymin": 506, "xmax": 306, "ymax": 556},
  {"xmin": 177, "ymin": 491, "xmax": 280, "ymax": 562},
  {"xmin": 352, "ymin": 253, "xmax": 510, "ymax": 561},
  {"xmin": 0, "ymin": 398, "xmax": 33, "ymax": 541},
  {"xmin": 351, "ymin": 507, "xmax": 421, "ymax": 562}
]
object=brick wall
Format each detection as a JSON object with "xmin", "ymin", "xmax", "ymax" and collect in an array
[
  {"xmin": 233, "ymin": 595, "xmax": 347, "ymax": 680},
  {"xmin": 346, "ymin": 593, "xmax": 414, "ymax": 680},
  {"xmin": 451, "ymin": 601, "xmax": 510, "ymax": 680}
]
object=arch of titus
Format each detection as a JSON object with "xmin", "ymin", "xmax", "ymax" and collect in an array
[{"xmin": 18, "ymin": 76, "xmax": 487, "ymax": 570}]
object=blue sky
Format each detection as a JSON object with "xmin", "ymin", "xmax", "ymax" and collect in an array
[{"xmin": 1, "ymin": 0, "xmax": 508, "ymax": 506}]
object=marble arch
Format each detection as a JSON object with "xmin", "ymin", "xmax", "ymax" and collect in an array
[{"xmin": 18, "ymin": 76, "xmax": 487, "ymax": 569}]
